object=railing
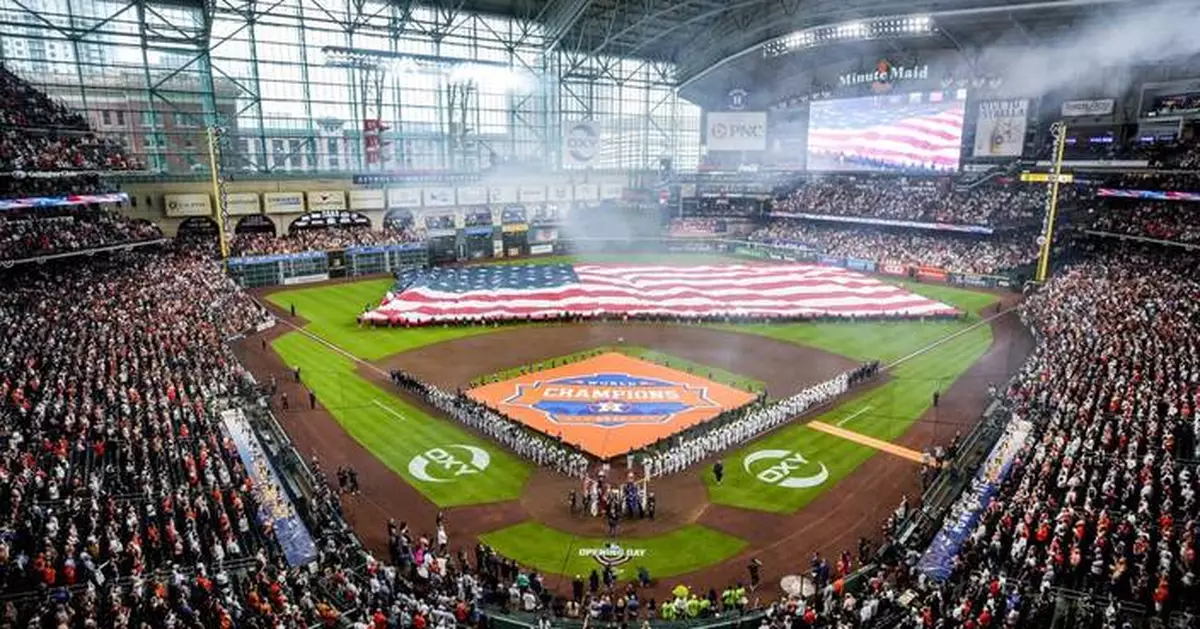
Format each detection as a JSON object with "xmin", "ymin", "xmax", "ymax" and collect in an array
[{"xmin": 0, "ymin": 237, "xmax": 167, "ymax": 267}]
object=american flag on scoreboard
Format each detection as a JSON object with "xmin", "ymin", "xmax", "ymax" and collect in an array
[
  {"xmin": 361, "ymin": 264, "xmax": 957, "ymax": 324},
  {"xmin": 807, "ymin": 97, "xmax": 966, "ymax": 171}
]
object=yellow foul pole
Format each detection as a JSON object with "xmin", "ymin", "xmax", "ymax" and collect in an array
[
  {"xmin": 206, "ymin": 126, "xmax": 230, "ymax": 260},
  {"xmin": 1035, "ymin": 122, "xmax": 1067, "ymax": 283}
]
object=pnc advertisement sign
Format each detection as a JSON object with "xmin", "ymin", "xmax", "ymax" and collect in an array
[
  {"xmin": 705, "ymin": 111, "xmax": 768, "ymax": 151},
  {"xmin": 467, "ymin": 353, "xmax": 756, "ymax": 458}
]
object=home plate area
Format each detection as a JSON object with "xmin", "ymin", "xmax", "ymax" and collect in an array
[{"xmin": 466, "ymin": 352, "xmax": 759, "ymax": 459}]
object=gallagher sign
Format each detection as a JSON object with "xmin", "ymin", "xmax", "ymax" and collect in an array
[{"xmin": 839, "ymin": 59, "xmax": 929, "ymax": 93}]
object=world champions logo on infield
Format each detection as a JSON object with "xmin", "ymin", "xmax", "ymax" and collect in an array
[
  {"xmin": 503, "ymin": 372, "xmax": 720, "ymax": 427},
  {"xmin": 466, "ymin": 353, "xmax": 758, "ymax": 458}
]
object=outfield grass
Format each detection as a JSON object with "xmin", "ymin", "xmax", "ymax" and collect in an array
[
  {"xmin": 265, "ymin": 261, "xmax": 1003, "ymax": 518},
  {"xmin": 469, "ymin": 345, "xmax": 766, "ymax": 394},
  {"xmin": 704, "ymin": 281, "xmax": 998, "ymax": 512},
  {"xmin": 266, "ymin": 279, "xmax": 496, "ymax": 361},
  {"xmin": 271, "ymin": 331, "xmax": 531, "ymax": 506},
  {"xmin": 480, "ymin": 522, "xmax": 747, "ymax": 580}
]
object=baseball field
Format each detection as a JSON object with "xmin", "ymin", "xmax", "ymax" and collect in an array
[{"xmin": 237, "ymin": 252, "xmax": 1029, "ymax": 593}]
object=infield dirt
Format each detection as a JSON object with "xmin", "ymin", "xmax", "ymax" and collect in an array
[{"xmin": 239, "ymin": 290, "xmax": 1031, "ymax": 598}]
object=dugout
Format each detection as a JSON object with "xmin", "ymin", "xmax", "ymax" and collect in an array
[
  {"xmin": 500, "ymin": 203, "xmax": 529, "ymax": 256},
  {"xmin": 462, "ymin": 225, "xmax": 496, "ymax": 259}
]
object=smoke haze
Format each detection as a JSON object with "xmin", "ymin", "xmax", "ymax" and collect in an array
[{"xmin": 981, "ymin": 1, "xmax": 1200, "ymax": 98}]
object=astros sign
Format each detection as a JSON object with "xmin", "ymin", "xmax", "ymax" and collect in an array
[{"xmin": 468, "ymin": 353, "xmax": 757, "ymax": 459}]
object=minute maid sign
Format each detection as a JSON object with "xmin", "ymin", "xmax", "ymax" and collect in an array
[
  {"xmin": 839, "ymin": 59, "xmax": 929, "ymax": 92},
  {"xmin": 504, "ymin": 373, "xmax": 719, "ymax": 427}
]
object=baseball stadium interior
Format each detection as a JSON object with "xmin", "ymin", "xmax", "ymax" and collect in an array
[{"xmin": 4, "ymin": 0, "xmax": 1200, "ymax": 627}]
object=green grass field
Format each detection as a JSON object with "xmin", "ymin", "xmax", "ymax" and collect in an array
[
  {"xmin": 480, "ymin": 522, "xmax": 747, "ymax": 580},
  {"xmin": 704, "ymin": 281, "xmax": 996, "ymax": 512},
  {"xmin": 271, "ymin": 332, "xmax": 532, "ymax": 506},
  {"xmin": 469, "ymin": 345, "xmax": 766, "ymax": 393},
  {"xmin": 262, "ymin": 253, "xmax": 1003, "ymax": 576}
]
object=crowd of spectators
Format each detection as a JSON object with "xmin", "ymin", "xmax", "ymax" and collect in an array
[
  {"xmin": 0, "ymin": 173, "xmax": 120, "ymax": 200},
  {"xmin": 0, "ymin": 205, "xmax": 162, "ymax": 261},
  {"xmin": 1089, "ymin": 201, "xmax": 1200, "ymax": 245},
  {"xmin": 668, "ymin": 217, "xmax": 723, "ymax": 237},
  {"xmin": 750, "ymin": 221, "xmax": 1039, "ymax": 275},
  {"xmin": 0, "ymin": 244, "xmax": 302, "ymax": 627},
  {"xmin": 1, "ymin": 65, "xmax": 141, "ymax": 174},
  {"xmin": 904, "ymin": 243, "xmax": 1200, "ymax": 626},
  {"xmin": 772, "ymin": 178, "xmax": 1049, "ymax": 227},
  {"xmin": 229, "ymin": 225, "xmax": 425, "ymax": 257}
]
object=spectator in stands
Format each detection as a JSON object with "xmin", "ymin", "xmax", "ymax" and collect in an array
[
  {"xmin": 749, "ymin": 220, "xmax": 1039, "ymax": 275},
  {"xmin": 0, "ymin": 65, "xmax": 141, "ymax": 174},
  {"xmin": 230, "ymin": 225, "xmax": 425, "ymax": 257},
  {"xmin": 0, "ymin": 205, "xmax": 161, "ymax": 261}
]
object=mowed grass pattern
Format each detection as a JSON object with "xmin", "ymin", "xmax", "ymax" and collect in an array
[
  {"xmin": 265, "ymin": 262, "xmax": 1002, "ymax": 518},
  {"xmin": 271, "ymin": 331, "xmax": 531, "ymax": 506},
  {"xmin": 480, "ymin": 522, "xmax": 747, "ymax": 580},
  {"xmin": 266, "ymin": 279, "xmax": 495, "ymax": 361},
  {"xmin": 704, "ymin": 282, "xmax": 998, "ymax": 512}
]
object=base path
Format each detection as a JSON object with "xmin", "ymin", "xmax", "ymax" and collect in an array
[{"xmin": 246, "ymin": 291, "xmax": 1032, "ymax": 600}]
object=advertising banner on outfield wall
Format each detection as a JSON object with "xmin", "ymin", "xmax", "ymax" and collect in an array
[
  {"xmin": 573, "ymin": 184, "xmax": 599, "ymax": 201},
  {"xmin": 917, "ymin": 265, "xmax": 948, "ymax": 282},
  {"xmin": 307, "ymin": 190, "xmax": 346, "ymax": 212},
  {"xmin": 164, "ymin": 193, "xmax": 212, "ymax": 217},
  {"xmin": 1061, "ymin": 98, "xmax": 1115, "ymax": 117},
  {"xmin": 457, "ymin": 186, "xmax": 487, "ymax": 206},
  {"xmin": 704, "ymin": 111, "xmax": 768, "ymax": 151},
  {"xmin": 223, "ymin": 193, "xmax": 260, "ymax": 216},
  {"xmin": 547, "ymin": 184, "xmax": 572, "ymax": 203},
  {"xmin": 600, "ymin": 183, "xmax": 624, "ymax": 199},
  {"xmin": 388, "ymin": 187, "xmax": 422, "ymax": 208},
  {"xmin": 423, "ymin": 187, "xmax": 456, "ymax": 207},
  {"xmin": 262, "ymin": 192, "xmax": 304, "ymax": 214},
  {"xmin": 489, "ymin": 186, "xmax": 518, "ymax": 204},
  {"xmin": 972, "ymin": 100, "xmax": 1028, "ymax": 158},
  {"xmin": 845, "ymin": 258, "xmax": 876, "ymax": 273},
  {"xmin": 518, "ymin": 185, "xmax": 546, "ymax": 204},
  {"xmin": 818, "ymin": 255, "xmax": 842, "ymax": 266},
  {"xmin": 881, "ymin": 261, "xmax": 907, "ymax": 276},
  {"xmin": 349, "ymin": 189, "xmax": 385, "ymax": 211}
]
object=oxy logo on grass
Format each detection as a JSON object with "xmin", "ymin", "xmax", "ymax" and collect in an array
[
  {"xmin": 504, "ymin": 372, "xmax": 719, "ymax": 427},
  {"xmin": 743, "ymin": 449, "xmax": 829, "ymax": 489},
  {"xmin": 408, "ymin": 445, "xmax": 491, "ymax": 483},
  {"xmin": 578, "ymin": 543, "xmax": 648, "ymax": 569}
]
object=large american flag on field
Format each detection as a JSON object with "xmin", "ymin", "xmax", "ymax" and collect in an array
[
  {"xmin": 807, "ymin": 94, "xmax": 966, "ymax": 171},
  {"xmin": 361, "ymin": 263, "xmax": 958, "ymax": 324}
]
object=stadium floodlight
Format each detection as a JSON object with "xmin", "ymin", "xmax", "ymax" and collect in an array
[{"xmin": 763, "ymin": 14, "xmax": 935, "ymax": 58}]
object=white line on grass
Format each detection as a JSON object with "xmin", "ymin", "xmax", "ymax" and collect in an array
[
  {"xmin": 836, "ymin": 406, "xmax": 873, "ymax": 427},
  {"xmin": 884, "ymin": 306, "xmax": 1016, "ymax": 371},
  {"xmin": 372, "ymin": 399, "xmax": 408, "ymax": 421}
]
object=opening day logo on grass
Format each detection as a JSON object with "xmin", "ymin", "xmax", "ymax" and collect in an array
[
  {"xmin": 578, "ymin": 543, "xmax": 648, "ymax": 569},
  {"xmin": 743, "ymin": 450, "xmax": 829, "ymax": 489},
  {"xmin": 408, "ymin": 445, "xmax": 491, "ymax": 483}
]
